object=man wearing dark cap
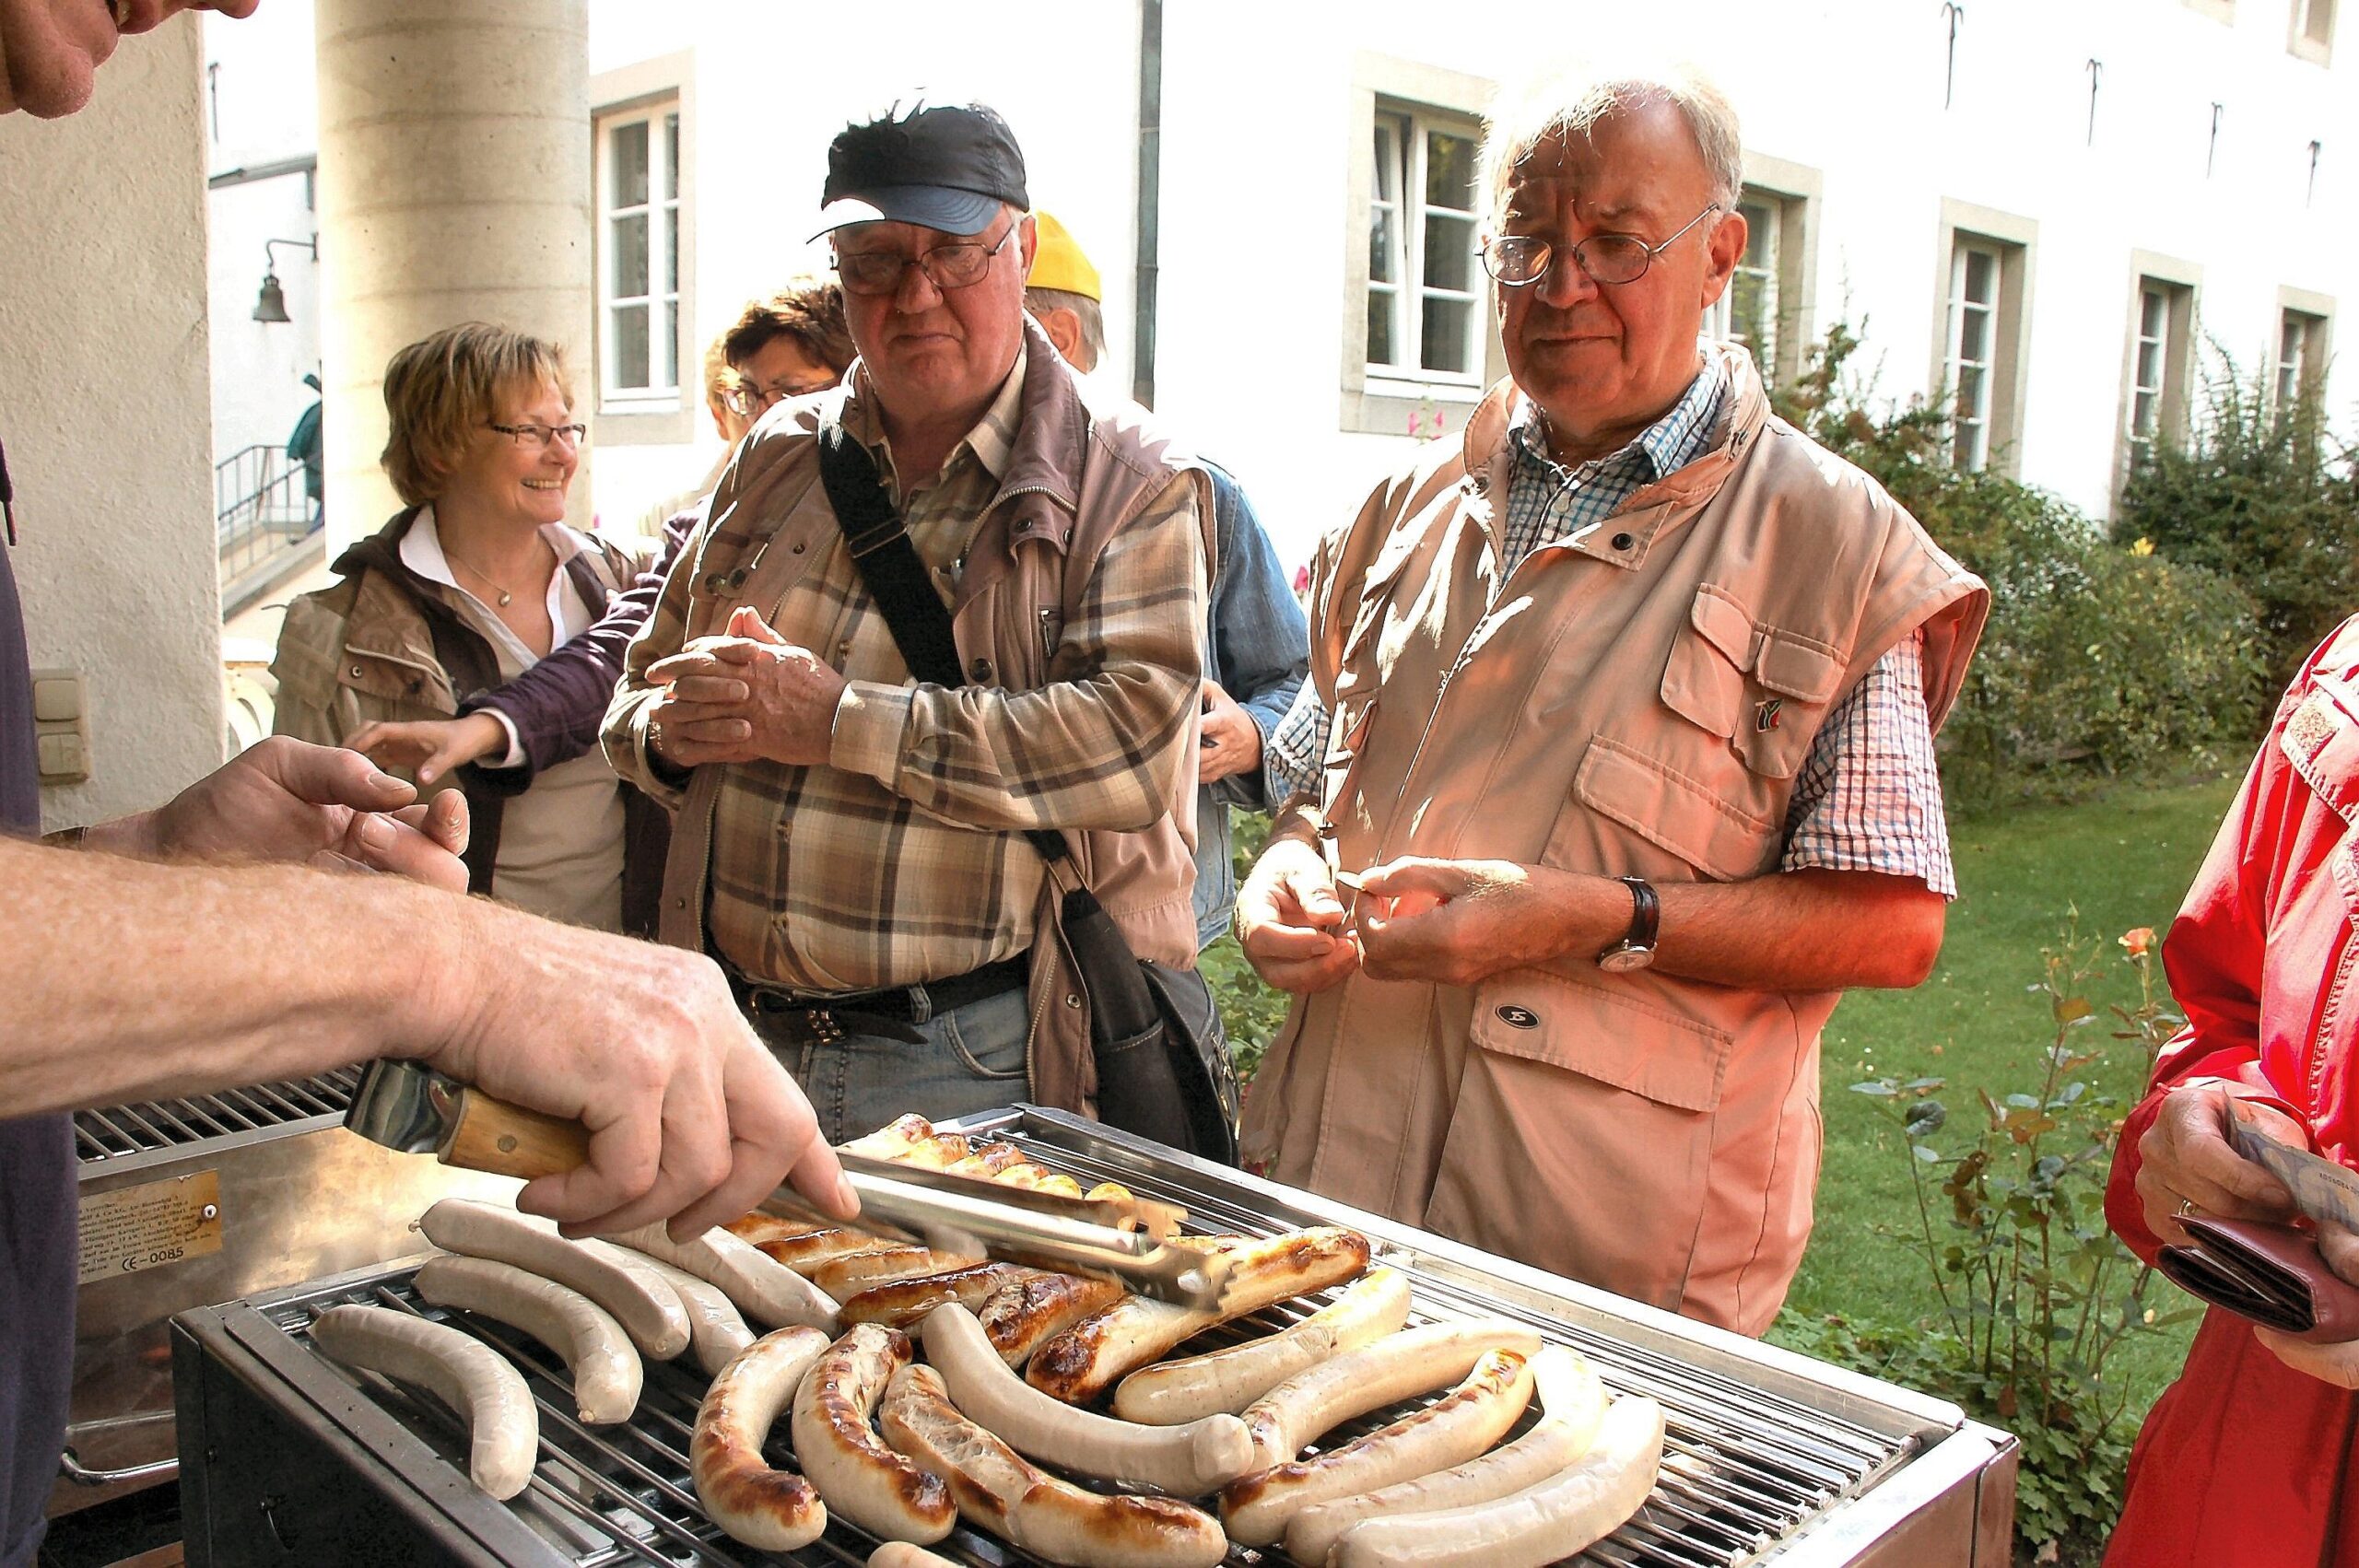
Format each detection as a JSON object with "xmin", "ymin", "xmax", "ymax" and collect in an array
[{"xmin": 605, "ymin": 99, "xmax": 1213, "ymax": 1142}]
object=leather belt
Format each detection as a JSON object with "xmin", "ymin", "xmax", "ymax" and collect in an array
[{"xmin": 734, "ymin": 954, "xmax": 1029, "ymax": 1041}]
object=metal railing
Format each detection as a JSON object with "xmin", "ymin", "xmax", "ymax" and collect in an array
[{"xmin": 216, "ymin": 442, "xmax": 319, "ymax": 590}]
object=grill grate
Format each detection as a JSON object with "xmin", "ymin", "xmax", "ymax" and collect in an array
[
  {"xmin": 75, "ymin": 1067, "xmax": 361, "ymax": 1163},
  {"xmin": 254, "ymin": 1116, "xmax": 1923, "ymax": 1568}
]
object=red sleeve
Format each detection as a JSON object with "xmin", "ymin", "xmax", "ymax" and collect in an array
[{"xmin": 2104, "ymin": 666, "xmax": 2323, "ymax": 1263}]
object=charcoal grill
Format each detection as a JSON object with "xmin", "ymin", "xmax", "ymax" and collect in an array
[
  {"xmin": 58, "ymin": 1068, "xmax": 522, "ymax": 1516},
  {"xmin": 171, "ymin": 1106, "xmax": 2016, "ymax": 1566}
]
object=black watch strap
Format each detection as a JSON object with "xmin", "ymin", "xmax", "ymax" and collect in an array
[{"xmin": 1616, "ymin": 875, "xmax": 1659, "ymax": 950}]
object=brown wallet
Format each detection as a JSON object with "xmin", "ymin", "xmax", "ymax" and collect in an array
[{"xmin": 2157, "ymin": 1215, "xmax": 2359, "ymax": 1342}]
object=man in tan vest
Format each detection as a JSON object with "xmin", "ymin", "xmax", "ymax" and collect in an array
[{"xmin": 1235, "ymin": 62, "xmax": 1990, "ymax": 1336}]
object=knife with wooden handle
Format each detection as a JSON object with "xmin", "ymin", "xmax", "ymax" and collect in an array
[{"xmin": 343, "ymin": 1060, "xmax": 1234, "ymax": 1308}]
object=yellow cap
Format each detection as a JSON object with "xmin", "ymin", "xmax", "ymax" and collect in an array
[{"xmin": 1027, "ymin": 209, "xmax": 1102, "ymax": 302}]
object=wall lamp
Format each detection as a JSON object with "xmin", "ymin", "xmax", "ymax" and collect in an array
[{"xmin": 252, "ymin": 236, "xmax": 320, "ymax": 324}]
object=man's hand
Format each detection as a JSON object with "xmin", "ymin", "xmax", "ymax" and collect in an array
[
  {"xmin": 1236, "ymin": 833, "xmax": 1358, "ymax": 993},
  {"xmin": 94, "ymin": 736, "xmax": 469, "ymax": 891},
  {"xmin": 645, "ymin": 605, "xmax": 845, "ymax": 768},
  {"xmin": 1354, "ymin": 858, "xmax": 1614, "ymax": 988},
  {"xmin": 421, "ymin": 907, "xmax": 856, "ymax": 1239},
  {"xmin": 2133, "ymin": 1082, "xmax": 2305, "ymax": 1245},
  {"xmin": 344, "ymin": 713, "xmax": 509, "ymax": 789},
  {"xmin": 1199, "ymin": 680, "xmax": 1263, "ymax": 784},
  {"xmin": 2257, "ymin": 1223, "xmax": 2359, "ymax": 1385}
]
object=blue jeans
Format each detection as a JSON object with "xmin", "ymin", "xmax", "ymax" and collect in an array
[{"xmin": 751, "ymin": 984, "xmax": 1032, "ymax": 1145}]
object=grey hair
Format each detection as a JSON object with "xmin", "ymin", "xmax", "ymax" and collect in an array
[
  {"xmin": 1026, "ymin": 287, "xmax": 1105, "ymax": 373},
  {"xmin": 1480, "ymin": 58, "xmax": 1743, "ymax": 225}
]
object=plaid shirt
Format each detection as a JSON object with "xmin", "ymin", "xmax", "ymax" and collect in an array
[
  {"xmin": 1267, "ymin": 350, "xmax": 1956, "ymax": 896},
  {"xmin": 611, "ymin": 350, "xmax": 1207, "ymax": 991}
]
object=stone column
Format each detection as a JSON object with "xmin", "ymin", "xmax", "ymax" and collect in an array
[{"xmin": 314, "ymin": 0, "xmax": 592, "ymax": 550}]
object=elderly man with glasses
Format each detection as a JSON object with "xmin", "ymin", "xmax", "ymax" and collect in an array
[
  {"xmin": 604, "ymin": 99, "xmax": 1211, "ymax": 1143},
  {"xmin": 1236, "ymin": 62, "xmax": 1990, "ymax": 1336}
]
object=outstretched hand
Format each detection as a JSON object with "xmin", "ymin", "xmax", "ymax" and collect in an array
[
  {"xmin": 344, "ymin": 712, "xmax": 509, "ymax": 789},
  {"xmin": 107, "ymin": 735, "xmax": 469, "ymax": 890}
]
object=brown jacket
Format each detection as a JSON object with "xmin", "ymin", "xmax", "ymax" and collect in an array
[
  {"xmin": 1239, "ymin": 345, "xmax": 1989, "ymax": 1335},
  {"xmin": 271, "ymin": 509, "xmax": 670, "ymax": 936},
  {"xmin": 613, "ymin": 323, "xmax": 1214, "ymax": 1115}
]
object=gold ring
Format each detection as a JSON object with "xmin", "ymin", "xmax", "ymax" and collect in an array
[{"xmin": 2176, "ymin": 1197, "xmax": 2198, "ymax": 1219}]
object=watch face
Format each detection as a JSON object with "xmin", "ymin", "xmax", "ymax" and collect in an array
[{"xmin": 1598, "ymin": 943, "xmax": 1654, "ymax": 974}]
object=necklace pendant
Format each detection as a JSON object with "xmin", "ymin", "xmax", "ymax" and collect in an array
[{"xmin": 497, "ymin": 591, "xmax": 513, "ymax": 606}]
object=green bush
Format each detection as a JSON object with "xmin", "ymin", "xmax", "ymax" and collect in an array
[
  {"xmin": 1777, "ymin": 919, "xmax": 2196, "ymax": 1566},
  {"xmin": 2115, "ymin": 353, "xmax": 2359, "ymax": 691},
  {"xmin": 1207, "ymin": 809, "xmax": 1290, "ymax": 1087},
  {"xmin": 1775, "ymin": 322, "xmax": 2271, "ymax": 802}
]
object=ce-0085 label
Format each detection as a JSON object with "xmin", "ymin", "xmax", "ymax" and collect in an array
[{"xmin": 77, "ymin": 1170, "xmax": 223, "ymax": 1285}]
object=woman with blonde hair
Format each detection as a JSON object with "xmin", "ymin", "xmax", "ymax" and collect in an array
[{"xmin": 271, "ymin": 322, "xmax": 663, "ymax": 933}]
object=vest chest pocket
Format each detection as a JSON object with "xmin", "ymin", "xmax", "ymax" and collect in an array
[{"xmin": 1659, "ymin": 584, "xmax": 1842, "ymax": 781}]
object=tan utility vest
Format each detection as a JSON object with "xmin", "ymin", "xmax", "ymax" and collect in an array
[
  {"xmin": 1240, "ymin": 345, "xmax": 1989, "ymax": 1335},
  {"xmin": 654, "ymin": 320, "xmax": 1214, "ymax": 1115}
]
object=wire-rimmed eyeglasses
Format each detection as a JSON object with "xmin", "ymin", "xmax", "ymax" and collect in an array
[
  {"xmin": 833, "ymin": 219, "xmax": 1018, "ymax": 297},
  {"xmin": 1481, "ymin": 203, "xmax": 1722, "ymax": 288},
  {"xmin": 485, "ymin": 421, "xmax": 588, "ymax": 451},
  {"xmin": 722, "ymin": 378, "xmax": 835, "ymax": 417}
]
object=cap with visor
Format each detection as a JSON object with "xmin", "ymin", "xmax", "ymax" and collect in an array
[{"xmin": 812, "ymin": 98, "xmax": 1029, "ymax": 240}]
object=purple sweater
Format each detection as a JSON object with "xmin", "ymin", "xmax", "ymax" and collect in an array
[{"xmin": 461, "ymin": 503, "xmax": 701, "ymax": 780}]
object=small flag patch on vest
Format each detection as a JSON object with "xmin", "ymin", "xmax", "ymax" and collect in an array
[{"xmin": 1755, "ymin": 698, "xmax": 1784, "ymax": 731}]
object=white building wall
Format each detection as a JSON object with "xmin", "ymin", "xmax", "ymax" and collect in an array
[
  {"xmin": 207, "ymin": 0, "xmax": 2357, "ymax": 571},
  {"xmin": 0, "ymin": 18, "xmax": 226, "ymax": 829}
]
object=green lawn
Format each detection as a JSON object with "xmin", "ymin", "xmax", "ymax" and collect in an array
[{"xmin": 1779, "ymin": 774, "xmax": 2242, "ymax": 1411}]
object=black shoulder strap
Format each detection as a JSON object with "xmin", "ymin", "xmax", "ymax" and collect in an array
[{"xmin": 814, "ymin": 425, "xmax": 1071, "ymax": 866}]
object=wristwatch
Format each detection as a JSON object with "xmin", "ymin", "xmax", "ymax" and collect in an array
[{"xmin": 1596, "ymin": 875, "xmax": 1660, "ymax": 973}]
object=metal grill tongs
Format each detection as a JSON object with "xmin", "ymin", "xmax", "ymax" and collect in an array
[{"xmin": 344, "ymin": 1061, "xmax": 1235, "ymax": 1308}]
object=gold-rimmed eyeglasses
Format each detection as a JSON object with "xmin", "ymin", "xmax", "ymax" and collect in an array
[
  {"xmin": 485, "ymin": 420, "xmax": 587, "ymax": 451},
  {"xmin": 833, "ymin": 219, "xmax": 1018, "ymax": 298},
  {"xmin": 1481, "ymin": 203, "xmax": 1722, "ymax": 288}
]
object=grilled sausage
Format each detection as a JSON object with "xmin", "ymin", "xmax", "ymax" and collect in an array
[
  {"xmin": 310, "ymin": 1305, "xmax": 537, "ymax": 1499},
  {"xmin": 839, "ymin": 1261, "xmax": 1041, "ymax": 1330},
  {"xmin": 413, "ymin": 1254, "xmax": 642, "ymax": 1425},
  {"xmin": 1220, "ymin": 1346, "xmax": 1535, "ymax": 1546},
  {"xmin": 601, "ymin": 1247, "xmax": 755, "ymax": 1376},
  {"xmin": 418, "ymin": 1199, "xmax": 690, "ymax": 1361},
  {"xmin": 877, "ymin": 1363, "xmax": 1228, "ymax": 1568},
  {"xmin": 1238, "ymin": 1319, "xmax": 1545, "ymax": 1471},
  {"xmin": 691, "ymin": 1327, "xmax": 832, "ymax": 1550},
  {"xmin": 808, "ymin": 1245, "xmax": 987, "ymax": 1300},
  {"xmin": 1329, "ymin": 1393, "xmax": 1667, "ymax": 1567},
  {"xmin": 1112, "ymin": 1266, "xmax": 1413, "ymax": 1424},
  {"xmin": 868, "ymin": 1545, "xmax": 958, "ymax": 1568},
  {"xmin": 844, "ymin": 1116, "xmax": 973, "ymax": 1168},
  {"xmin": 1026, "ymin": 1227, "xmax": 1374, "ymax": 1403},
  {"xmin": 945, "ymin": 1140, "xmax": 1028, "ymax": 1177},
  {"xmin": 1285, "ymin": 1344, "xmax": 1608, "ymax": 1565},
  {"xmin": 789, "ymin": 1325, "xmax": 956, "ymax": 1543},
  {"xmin": 921, "ymin": 1303, "xmax": 1255, "ymax": 1495},
  {"xmin": 748, "ymin": 1226, "xmax": 897, "ymax": 1272},
  {"xmin": 608, "ymin": 1222, "xmax": 840, "ymax": 1332},
  {"xmin": 979, "ymin": 1271, "xmax": 1129, "ymax": 1367}
]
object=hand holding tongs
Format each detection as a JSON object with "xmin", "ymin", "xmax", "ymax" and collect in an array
[{"xmin": 343, "ymin": 1060, "xmax": 1236, "ymax": 1308}]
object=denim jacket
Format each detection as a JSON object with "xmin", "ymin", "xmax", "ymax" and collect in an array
[{"xmin": 1194, "ymin": 463, "xmax": 1309, "ymax": 946}]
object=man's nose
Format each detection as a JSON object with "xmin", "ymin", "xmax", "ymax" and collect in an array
[
  {"xmin": 1534, "ymin": 248, "xmax": 1596, "ymax": 310},
  {"xmin": 893, "ymin": 259, "xmax": 945, "ymax": 312}
]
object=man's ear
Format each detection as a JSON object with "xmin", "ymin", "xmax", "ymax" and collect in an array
[
  {"xmin": 1699, "ymin": 206, "xmax": 1748, "ymax": 308},
  {"xmin": 1017, "ymin": 211, "xmax": 1039, "ymax": 275},
  {"xmin": 1033, "ymin": 305, "xmax": 1086, "ymax": 366}
]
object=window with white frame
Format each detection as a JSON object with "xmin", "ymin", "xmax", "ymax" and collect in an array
[
  {"xmin": 1710, "ymin": 191, "xmax": 1784, "ymax": 380},
  {"xmin": 1366, "ymin": 106, "xmax": 1483, "ymax": 382},
  {"xmin": 2280, "ymin": 308, "xmax": 2328, "ymax": 405},
  {"xmin": 597, "ymin": 102, "xmax": 682, "ymax": 408},
  {"xmin": 1944, "ymin": 241, "xmax": 2003, "ymax": 471},
  {"xmin": 2297, "ymin": 0, "xmax": 2337, "ymax": 49},
  {"xmin": 2124, "ymin": 276, "xmax": 2195, "ymax": 472}
]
